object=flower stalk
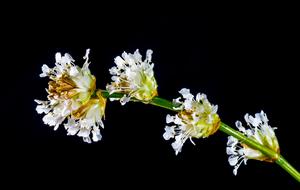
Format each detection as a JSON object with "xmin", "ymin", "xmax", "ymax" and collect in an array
[
  {"xmin": 276, "ymin": 155, "xmax": 300, "ymax": 183},
  {"xmin": 35, "ymin": 48, "xmax": 299, "ymax": 182},
  {"xmin": 101, "ymin": 90, "xmax": 300, "ymax": 182}
]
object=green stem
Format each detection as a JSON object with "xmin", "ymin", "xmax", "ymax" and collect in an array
[
  {"xmin": 101, "ymin": 91, "xmax": 300, "ymax": 182},
  {"xmin": 150, "ymin": 96, "xmax": 179, "ymax": 111},
  {"xmin": 101, "ymin": 91, "xmax": 124, "ymax": 99},
  {"xmin": 220, "ymin": 123, "xmax": 300, "ymax": 182},
  {"xmin": 276, "ymin": 156, "xmax": 300, "ymax": 183},
  {"xmin": 219, "ymin": 122, "xmax": 279, "ymax": 160}
]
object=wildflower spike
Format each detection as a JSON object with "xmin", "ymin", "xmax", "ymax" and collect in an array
[
  {"xmin": 35, "ymin": 49, "xmax": 106, "ymax": 143},
  {"xmin": 163, "ymin": 88, "xmax": 220, "ymax": 155},
  {"xmin": 106, "ymin": 49, "xmax": 158, "ymax": 105},
  {"xmin": 226, "ymin": 111, "xmax": 280, "ymax": 175}
]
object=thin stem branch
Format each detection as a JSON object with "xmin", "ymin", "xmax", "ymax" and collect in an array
[
  {"xmin": 276, "ymin": 156, "xmax": 300, "ymax": 183},
  {"xmin": 150, "ymin": 96, "xmax": 179, "ymax": 111},
  {"xmin": 101, "ymin": 91, "xmax": 300, "ymax": 182},
  {"xmin": 219, "ymin": 123, "xmax": 300, "ymax": 182},
  {"xmin": 219, "ymin": 122, "xmax": 279, "ymax": 160}
]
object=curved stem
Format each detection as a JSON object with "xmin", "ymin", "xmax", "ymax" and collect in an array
[{"xmin": 101, "ymin": 91, "xmax": 300, "ymax": 182}]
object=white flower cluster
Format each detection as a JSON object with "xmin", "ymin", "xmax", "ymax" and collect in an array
[
  {"xmin": 163, "ymin": 88, "xmax": 220, "ymax": 155},
  {"xmin": 106, "ymin": 49, "xmax": 158, "ymax": 105},
  {"xmin": 227, "ymin": 111, "xmax": 280, "ymax": 175},
  {"xmin": 35, "ymin": 49, "xmax": 106, "ymax": 143}
]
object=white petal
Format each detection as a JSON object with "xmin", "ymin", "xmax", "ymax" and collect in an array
[
  {"xmin": 65, "ymin": 118, "xmax": 79, "ymax": 135},
  {"xmin": 228, "ymin": 155, "xmax": 238, "ymax": 166},
  {"xmin": 245, "ymin": 113, "xmax": 261, "ymax": 127},
  {"xmin": 120, "ymin": 95, "xmax": 130, "ymax": 105},
  {"xmin": 172, "ymin": 140, "xmax": 183, "ymax": 155},
  {"xmin": 237, "ymin": 148, "xmax": 244, "ymax": 155},
  {"xmin": 42, "ymin": 114, "xmax": 53, "ymax": 125},
  {"xmin": 92, "ymin": 127, "xmax": 102, "ymax": 142},
  {"xmin": 163, "ymin": 126, "xmax": 175, "ymax": 140},
  {"xmin": 77, "ymin": 128, "xmax": 90, "ymax": 138},
  {"xmin": 166, "ymin": 114, "xmax": 174, "ymax": 123},
  {"xmin": 70, "ymin": 66, "xmax": 79, "ymax": 76},
  {"xmin": 196, "ymin": 93, "xmax": 201, "ymax": 102},
  {"xmin": 114, "ymin": 56, "xmax": 126, "ymax": 69},
  {"xmin": 54, "ymin": 124, "xmax": 60, "ymax": 131},
  {"xmin": 123, "ymin": 53, "xmax": 135, "ymax": 65},
  {"xmin": 111, "ymin": 76, "xmax": 120, "ymax": 82},
  {"xmin": 163, "ymin": 132, "xmax": 170, "ymax": 140},
  {"xmin": 183, "ymin": 100, "xmax": 193, "ymax": 110},
  {"xmin": 251, "ymin": 116, "xmax": 261, "ymax": 127},
  {"xmin": 173, "ymin": 115, "xmax": 182, "ymax": 125},
  {"xmin": 36, "ymin": 105, "xmax": 51, "ymax": 114},
  {"xmin": 179, "ymin": 88, "xmax": 194, "ymax": 99},
  {"xmin": 83, "ymin": 49, "xmax": 90, "ymax": 60},
  {"xmin": 55, "ymin": 52, "xmax": 62, "ymax": 63},
  {"xmin": 259, "ymin": 110, "xmax": 269, "ymax": 123},
  {"xmin": 40, "ymin": 64, "xmax": 50, "ymax": 77},
  {"xmin": 109, "ymin": 66, "xmax": 119, "ymax": 75},
  {"xmin": 233, "ymin": 167, "xmax": 238, "ymax": 176},
  {"xmin": 133, "ymin": 49, "xmax": 142, "ymax": 62},
  {"xmin": 226, "ymin": 147, "xmax": 237, "ymax": 155},
  {"xmin": 212, "ymin": 105, "xmax": 218, "ymax": 113},
  {"xmin": 43, "ymin": 114, "xmax": 63, "ymax": 127},
  {"xmin": 235, "ymin": 121, "xmax": 246, "ymax": 133},
  {"xmin": 62, "ymin": 53, "xmax": 74, "ymax": 64},
  {"xmin": 64, "ymin": 118, "xmax": 76, "ymax": 129},
  {"xmin": 243, "ymin": 148, "xmax": 262, "ymax": 158},
  {"xmin": 246, "ymin": 129, "xmax": 253, "ymax": 136},
  {"xmin": 109, "ymin": 98, "xmax": 120, "ymax": 101},
  {"xmin": 145, "ymin": 49, "xmax": 153, "ymax": 63},
  {"xmin": 179, "ymin": 88, "xmax": 190, "ymax": 96},
  {"xmin": 196, "ymin": 93, "xmax": 206, "ymax": 102},
  {"xmin": 244, "ymin": 113, "xmax": 250, "ymax": 124},
  {"xmin": 67, "ymin": 126, "xmax": 79, "ymax": 136},
  {"xmin": 227, "ymin": 136, "xmax": 238, "ymax": 146}
]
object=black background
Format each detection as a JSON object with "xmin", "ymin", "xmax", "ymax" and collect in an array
[{"xmin": 2, "ymin": 7, "xmax": 299, "ymax": 189}]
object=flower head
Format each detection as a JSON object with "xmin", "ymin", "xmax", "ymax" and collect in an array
[
  {"xmin": 226, "ymin": 111, "xmax": 280, "ymax": 175},
  {"xmin": 35, "ymin": 49, "xmax": 106, "ymax": 143},
  {"xmin": 64, "ymin": 90, "xmax": 106, "ymax": 143},
  {"xmin": 106, "ymin": 49, "xmax": 158, "ymax": 105},
  {"xmin": 163, "ymin": 88, "xmax": 220, "ymax": 155},
  {"xmin": 40, "ymin": 49, "xmax": 96, "ymax": 103}
]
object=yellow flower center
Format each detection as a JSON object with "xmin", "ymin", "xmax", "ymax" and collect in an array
[{"xmin": 179, "ymin": 110, "xmax": 221, "ymax": 138}]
